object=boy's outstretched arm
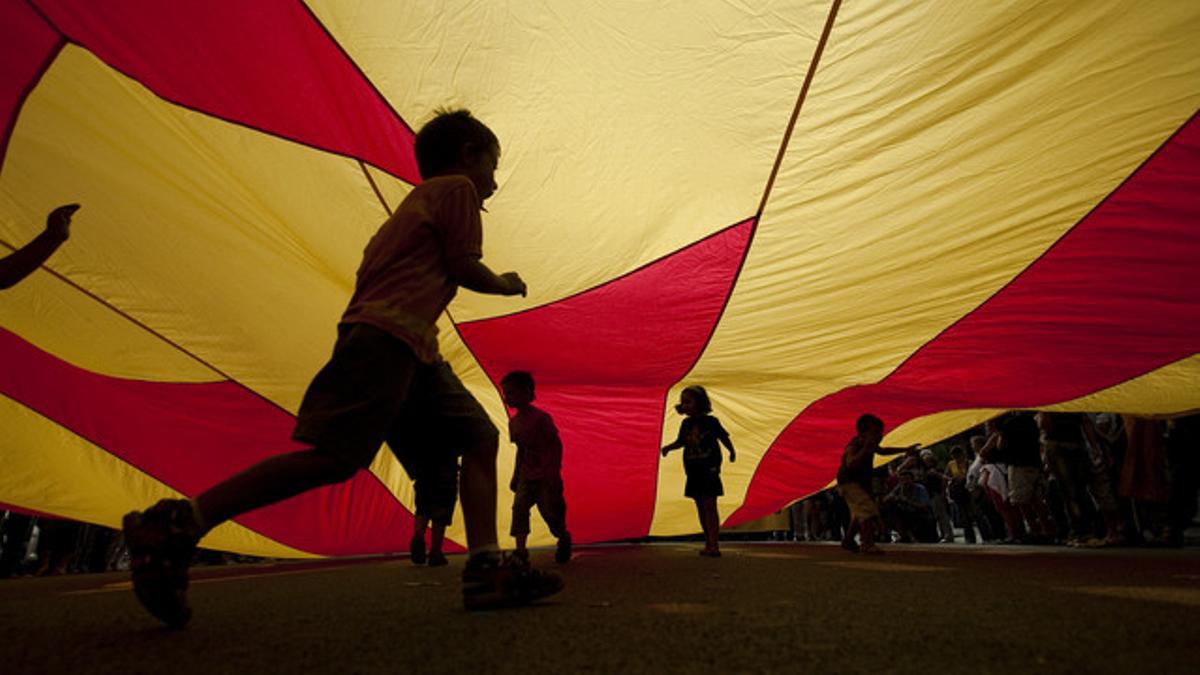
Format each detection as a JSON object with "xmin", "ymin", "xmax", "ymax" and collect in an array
[
  {"xmin": 0, "ymin": 204, "xmax": 79, "ymax": 290},
  {"xmin": 447, "ymin": 256, "xmax": 526, "ymax": 296},
  {"xmin": 881, "ymin": 442, "xmax": 921, "ymax": 456}
]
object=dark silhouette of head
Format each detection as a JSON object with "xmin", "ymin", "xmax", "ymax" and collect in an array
[{"xmin": 414, "ymin": 108, "xmax": 500, "ymax": 184}]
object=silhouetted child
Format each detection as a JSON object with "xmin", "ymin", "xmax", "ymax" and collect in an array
[
  {"xmin": 394, "ymin": 439, "xmax": 459, "ymax": 567},
  {"xmin": 1, "ymin": 204, "xmax": 78, "ymax": 289},
  {"xmin": 121, "ymin": 109, "xmax": 562, "ymax": 627},
  {"xmin": 837, "ymin": 414, "xmax": 911, "ymax": 554},
  {"xmin": 661, "ymin": 385, "xmax": 736, "ymax": 557},
  {"xmin": 501, "ymin": 371, "xmax": 571, "ymax": 563}
]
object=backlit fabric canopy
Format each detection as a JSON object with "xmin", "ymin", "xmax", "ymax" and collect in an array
[{"xmin": 2, "ymin": 0, "xmax": 1198, "ymax": 557}]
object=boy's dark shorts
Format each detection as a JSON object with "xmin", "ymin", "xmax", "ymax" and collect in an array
[
  {"xmin": 292, "ymin": 323, "xmax": 498, "ymax": 471},
  {"xmin": 510, "ymin": 476, "xmax": 568, "ymax": 537}
]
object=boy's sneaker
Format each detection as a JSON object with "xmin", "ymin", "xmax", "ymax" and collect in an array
[
  {"xmin": 555, "ymin": 534, "xmax": 572, "ymax": 564},
  {"xmin": 410, "ymin": 533, "xmax": 426, "ymax": 565},
  {"xmin": 428, "ymin": 550, "xmax": 448, "ymax": 567},
  {"xmin": 461, "ymin": 552, "xmax": 563, "ymax": 611},
  {"xmin": 122, "ymin": 499, "xmax": 200, "ymax": 628}
]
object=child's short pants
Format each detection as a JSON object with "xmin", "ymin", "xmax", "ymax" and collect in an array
[
  {"xmin": 838, "ymin": 481, "xmax": 880, "ymax": 520},
  {"xmin": 292, "ymin": 323, "xmax": 498, "ymax": 470},
  {"xmin": 510, "ymin": 477, "xmax": 568, "ymax": 537},
  {"xmin": 684, "ymin": 467, "xmax": 724, "ymax": 499}
]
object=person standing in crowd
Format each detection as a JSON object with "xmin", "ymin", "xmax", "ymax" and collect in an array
[
  {"xmin": 1038, "ymin": 413, "xmax": 1099, "ymax": 545},
  {"xmin": 987, "ymin": 412, "xmax": 1056, "ymax": 542},
  {"xmin": 946, "ymin": 445, "xmax": 982, "ymax": 543},
  {"xmin": 920, "ymin": 449, "xmax": 956, "ymax": 542}
]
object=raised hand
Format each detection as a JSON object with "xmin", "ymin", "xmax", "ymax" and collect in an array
[
  {"xmin": 499, "ymin": 271, "xmax": 527, "ymax": 297},
  {"xmin": 45, "ymin": 204, "xmax": 81, "ymax": 240}
]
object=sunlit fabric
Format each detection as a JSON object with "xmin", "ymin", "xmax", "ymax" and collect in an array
[{"xmin": 2, "ymin": 1, "xmax": 1198, "ymax": 557}]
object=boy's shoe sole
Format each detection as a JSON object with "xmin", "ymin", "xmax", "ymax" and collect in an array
[
  {"xmin": 462, "ymin": 553, "xmax": 563, "ymax": 611},
  {"xmin": 122, "ymin": 499, "xmax": 198, "ymax": 629}
]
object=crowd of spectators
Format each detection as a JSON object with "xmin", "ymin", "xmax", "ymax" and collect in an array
[{"xmin": 789, "ymin": 411, "xmax": 1200, "ymax": 548}]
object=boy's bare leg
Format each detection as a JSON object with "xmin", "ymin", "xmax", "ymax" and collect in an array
[
  {"xmin": 430, "ymin": 524, "xmax": 445, "ymax": 553},
  {"xmin": 195, "ymin": 448, "xmax": 357, "ymax": 531},
  {"xmin": 459, "ymin": 436, "xmax": 499, "ymax": 554},
  {"xmin": 514, "ymin": 533, "xmax": 528, "ymax": 554}
]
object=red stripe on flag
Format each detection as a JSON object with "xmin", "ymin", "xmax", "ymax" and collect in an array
[{"xmin": 31, "ymin": 0, "xmax": 419, "ymax": 183}]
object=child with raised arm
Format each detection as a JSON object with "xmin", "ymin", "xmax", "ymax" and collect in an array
[
  {"xmin": 661, "ymin": 385, "xmax": 736, "ymax": 557},
  {"xmin": 121, "ymin": 109, "xmax": 562, "ymax": 627},
  {"xmin": 837, "ymin": 414, "xmax": 914, "ymax": 554},
  {"xmin": 501, "ymin": 371, "xmax": 572, "ymax": 564}
]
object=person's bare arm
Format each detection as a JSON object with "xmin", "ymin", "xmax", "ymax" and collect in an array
[
  {"xmin": 446, "ymin": 256, "xmax": 526, "ymax": 296},
  {"xmin": 0, "ymin": 204, "xmax": 78, "ymax": 289},
  {"xmin": 882, "ymin": 443, "xmax": 921, "ymax": 456},
  {"xmin": 719, "ymin": 434, "xmax": 736, "ymax": 462}
]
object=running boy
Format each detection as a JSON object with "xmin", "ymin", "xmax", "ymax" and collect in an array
[
  {"xmin": 122, "ymin": 109, "xmax": 562, "ymax": 626},
  {"xmin": 501, "ymin": 371, "xmax": 572, "ymax": 564}
]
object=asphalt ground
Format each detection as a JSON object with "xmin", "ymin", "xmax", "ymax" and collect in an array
[{"xmin": 1, "ymin": 541, "xmax": 1198, "ymax": 674}]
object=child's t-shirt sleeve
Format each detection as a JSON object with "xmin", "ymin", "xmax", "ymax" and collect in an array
[{"xmin": 434, "ymin": 181, "xmax": 484, "ymax": 262}]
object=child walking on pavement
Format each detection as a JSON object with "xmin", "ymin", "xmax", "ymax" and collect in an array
[
  {"xmin": 661, "ymin": 385, "xmax": 736, "ymax": 557},
  {"xmin": 501, "ymin": 371, "xmax": 572, "ymax": 563}
]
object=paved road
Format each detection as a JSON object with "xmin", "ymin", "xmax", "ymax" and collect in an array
[{"xmin": 2, "ymin": 542, "xmax": 1197, "ymax": 674}]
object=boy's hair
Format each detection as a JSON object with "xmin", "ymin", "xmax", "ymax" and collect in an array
[
  {"xmin": 414, "ymin": 109, "xmax": 499, "ymax": 180},
  {"xmin": 856, "ymin": 413, "xmax": 884, "ymax": 434},
  {"xmin": 675, "ymin": 385, "xmax": 712, "ymax": 415},
  {"xmin": 501, "ymin": 370, "xmax": 535, "ymax": 394},
  {"xmin": 950, "ymin": 444, "xmax": 965, "ymax": 456}
]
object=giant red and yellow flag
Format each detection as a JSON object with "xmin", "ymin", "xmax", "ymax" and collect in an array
[{"xmin": 2, "ymin": 1, "xmax": 1198, "ymax": 557}]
